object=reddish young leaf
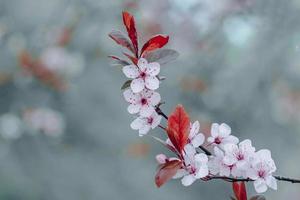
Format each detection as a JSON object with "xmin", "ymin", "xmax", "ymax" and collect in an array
[
  {"xmin": 122, "ymin": 11, "xmax": 138, "ymax": 57},
  {"xmin": 232, "ymin": 182, "xmax": 247, "ymax": 200},
  {"xmin": 123, "ymin": 52, "xmax": 138, "ymax": 65},
  {"xmin": 155, "ymin": 160, "xmax": 182, "ymax": 187},
  {"xmin": 108, "ymin": 55, "xmax": 130, "ymax": 66},
  {"xmin": 249, "ymin": 195, "xmax": 266, "ymax": 200},
  {"xmin": 109, "ymin": 30, "xmax": 135, "ymax": 53},
  {"xmin": 140, "ymin": 34, "xmax": 169, "ymax": 56},
  {"xmin": 167, "ymin": 105, "xmax": 190, "ymax": 154}
]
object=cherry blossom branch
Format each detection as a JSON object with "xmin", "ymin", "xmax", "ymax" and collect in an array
[{"xmin": 203, "ymin": 175, "xmax": 300, "ymax": 183}]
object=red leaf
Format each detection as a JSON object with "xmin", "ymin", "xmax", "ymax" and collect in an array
[
  {"xmin": 109, "ymin": 30, "xmax": 135, "ymax": 54},
  {"xmin": 108, "ymin": 55, "xmax": 130, "ymax": 66},
  {"xmin": 167, "ymin": 105, "xmax": 190, "ymax": 154},
  {"xmin": 123, "ymin": 52, "xmax": 138, "ymax": 65},
  {"xmin": 141, "ymin": 34, "xmax": 169, "ymax": 56},
  {"xmin": 122, "ymin": 11, "xmax": 138, "ymax": 57},
  {"xmin": 155, "ymin": 160, "xmax": 182, "ymax": 187},
  {"xmin": 233, "ymin": 182, "xmax": 247, "ymax": 200}
]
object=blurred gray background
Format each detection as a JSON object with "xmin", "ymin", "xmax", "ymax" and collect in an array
[{"xmin": 0, "ymin": 0, "xmax": 300, "ymax": 199}]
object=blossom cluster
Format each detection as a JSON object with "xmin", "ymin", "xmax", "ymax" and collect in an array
[
  {"xmin": 109, "ymin": 12, "xmax": 178, "ymax": 136},
  {"xmin": 156, "ymin": 120, "xmax": 277, "ymax": 193},
  {"xmin": 110, "ymin": 11, "xmax": 281, "ymax": 197},
  {"xmin": 123, "ymin": 58, "xmax": 162, "ymax": 136}
]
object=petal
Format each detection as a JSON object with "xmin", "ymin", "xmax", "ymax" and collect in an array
[
  {"xmin": 223, "ymin": 135, "xmax": 239, "ymax": 144},
  {"xmin": 130, "ymin": 117, "xmax": 145, "ymax": 130},
  {"xmin": 156, "ymin": 154, "xmax": 167, "ymax": 164},
  {"xmin": 140, "ymin": 105, "xmax": 155, "ymax": 117},
  {"xmin": 231, "ymin": 166, "xmax": 242, "ymax": 177},
  {"xmin": 219, "ymin": 123, "xmax": 231, "ymax": 137},
  {"xmin": 191, "ymin": 133, "xmax": 205, "ymax": 147},
  {"xmin": 123, "ymin": 89, "xmax": 141, "ymax": 103},
  {"xmin": 219, "ymin": 166, "xmax": 231, "ymax": 177},
  {"xmin": 146, "ymin": 62, "xmax": 160, "ymax": 76},
  {"xmin": 127, "ymin": 104, "xmax": 141, "ymax": 114},
  {"xmin": 131, "ymin": 78, "xmax": 145, "ymax": 93},
  {"xmin": 145, "ymin": 76, "xmax": 159, "ymax": 90},
  {"xmin": 223, "ymin": 155, "xmax": 237, "ymax": 166},
  {"xmin": 137, "ymin": 58, "xmax": 148, "ymax": 71},
  {"xmin": 173, "ymin": 169, "xmax": 187, "ymax": 179},
  {"xmin": 190, "ymin": 121, "xmax": 200, "ymax": 138},
  {"xmin": 122, "ymin": 65, "xmax": 139, "ymax": 78},
  {"xmin": 184, "ymin": 144, "xmax": 196, "ymax": 157},
  {"xmin": 211, "ymin": 123, "xmax": 219, "ymax": 137},
  {"xmin": 150, "ymin": 113, "xmax": 162, "ymax": 129},
  {"xmin": 207, "ymin": 137, "xmax": 214, "ymax": 143},
  {"xmin": 149, "ymin": 92, "xmax": 161, "ymax": 106},
  {"xmin": 195, "ymin": 153, "xmax": 208, "ymax": 163},
  {"xmin": 266, "ymin": 176, "xmax": 277, "ymax": 190},
  {"xmin": 223, "ymin": 143, "xmax": 237, "ymax": 154},
  {"xmin": 139, "ymin": 125, "xmax": 151, "ymax": 136},
  {"xmin": 254, "ymin": 179, "xmax": 268, "ymax": 193},
  {"xmin": 181, "ymin": 174, "xmax": 196, "ymax": 186},
  {"xmin": 247, "ymin": 168, "xmax": 259, "ymax": 180},
  {"xmin": 256, "ymin": 149, "xmax": 272, "ymax": 160},
  {"xmin": 195, "ymin": 166, "xmax": 209, "ymax": 178}
]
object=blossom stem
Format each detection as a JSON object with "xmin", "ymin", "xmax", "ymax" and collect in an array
[
  {"xmin": 155, "ymin": 107, "xmax": 168, "ymax": 120},
  {"xmin": 204, "ymin": 176, "xmax": 300, "ymax": 183}
]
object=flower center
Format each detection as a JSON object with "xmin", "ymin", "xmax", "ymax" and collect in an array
[
  {"xmin": 214, "ymin": 137, "xmax": 222, "ymax": 144},
  {"xmin": 147, "ymin": 117, "xmax": 153, "ymax": 124},
  {"xmin": 141, "ymin": 98, "xmax": 147, "ymax": 105},
  {"xmin": 258, "ymin": 170, "xmax": 265, "ymax": 178},
  {"xmin": 237, "ymin": 153, "xmax": 244, "ymax": 161},
  {"xmin": 140, "ymin": 72, "xmax": 146, "ymax": 78}
]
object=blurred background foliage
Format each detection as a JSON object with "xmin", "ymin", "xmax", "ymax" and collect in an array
[{"xmin": 0, "ymin": 0, "xmax": 300, "ymax": 199}]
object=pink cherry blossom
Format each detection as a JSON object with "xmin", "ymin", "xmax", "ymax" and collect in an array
[
  {"xmin": 122, "ymin": 58, "xmax": 160, "ymax": 93},
  {"xmin": 173, "ymin": 144, "xmax": 209, "ymax": 186},
  {"xmin": 123, "ymin": 88, "xmax": 161, "ymax": 117},
  {"xmin": 223, "ymin": 139, "xmax": 256, "ymax": 177},
  {"xmin": 247, "ymin": 149, "xmax": 277, "ymax": 193},
  {"xmin": 208, "ymin": 147, "xmax": 233, "ymax": 177},
  {"xmin": 207, "ymin": 123, "xmax": 239, "ymax": 147},
  {"xmin": 130, "ymin": 111, "xmax": 162, "ymax": 136}
]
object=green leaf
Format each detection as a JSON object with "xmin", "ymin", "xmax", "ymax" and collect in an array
[{"xmin": 121, "ymin": 80, "xmax": 132, "ymax": 90}]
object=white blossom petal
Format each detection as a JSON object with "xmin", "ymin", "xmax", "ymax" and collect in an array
[
  {"xmin": 131, "ymin": 78, "xmax": 145, "ymax": 93},
  {"xmin": 254, "ymin": 179, "xmax": 268, "ymax": 193},
  {"xmin": 130, "ymin": 117, "xmax": 145, "ymax": 130},
  {"xmin": 211, "ymin": 123, "xmax": 219, "ymax": 137},
  {"xmin": 137, "ymin": 58, "xmax": 148, "ymax": 71},
  {"xmin": 147, "ymin": 91, "xmax": 161, "ymax": 106},
  {"xmin": 123, "ymin": 89, "xmax": 140, "ymax": 103},
  {"xmin": 173, "ymin": 169, "xmax": 187, "ymax": 179},
  {"xmin": 266, "ymin": 176, "xmax": 277, "ymax": 190},
  {"xmin": 145, "ymin": 76, "xmax": 159, "ymax": 90},
  {"xmin": 196, "ymin": 166, "xmax": 209, "ymax": 178},
  {"xmin": 219, "ymin": 123, "xmax": 231, "ymax": 137},
  {"xmin": 190, "ymin": 121, "xmax": 200, "ymax": 138},
  {"xmin": 223, "ymin": 135, "xmax": 239, "ymax": 144},
  {"xmin": 181, "ymin": 174, "xmax": 196, "ymax": 186},
  {"xmin": 146, "ymin": 62, "xmax": 160, "ymax": 76},
  {"xmin": 140, "ymin": 105, "xmax": 155, "ymax": 117},
  {"xmin": 122, "ymin": 65, "xmax": 139, "ymax": 78},
  {"xmin": 127, "ymin": 104, "xmax": 141, "ymax": 114},
  {"xmin": 195, "ymin": 153, "xmax": 208, "ymax": 163},
  {"xmin": 191, "ymin": 133, "xmax": 205, "ymax": 147},
  {"xmin": 156, "ymin": 154, "xmax": 167, "ymax": 164},
  {"xmin": 151, "ymin": 114, "xmax": 162, "ymax": 129},
  {"xmin": 139, "ymin": 125, "xmax": 151, "ymax": 136}
]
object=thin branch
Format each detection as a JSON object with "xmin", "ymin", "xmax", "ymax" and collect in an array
[
  {"xmin": 155, "ymin": 106, "xmax": 168, "ymax": 120},
  {"xmin": 199, "ymin": 146, "xmax": 212, "ymax": 156},
  {"xmin": 203, "ymin": 175, "xmax": 300, "ymax": 183}
]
